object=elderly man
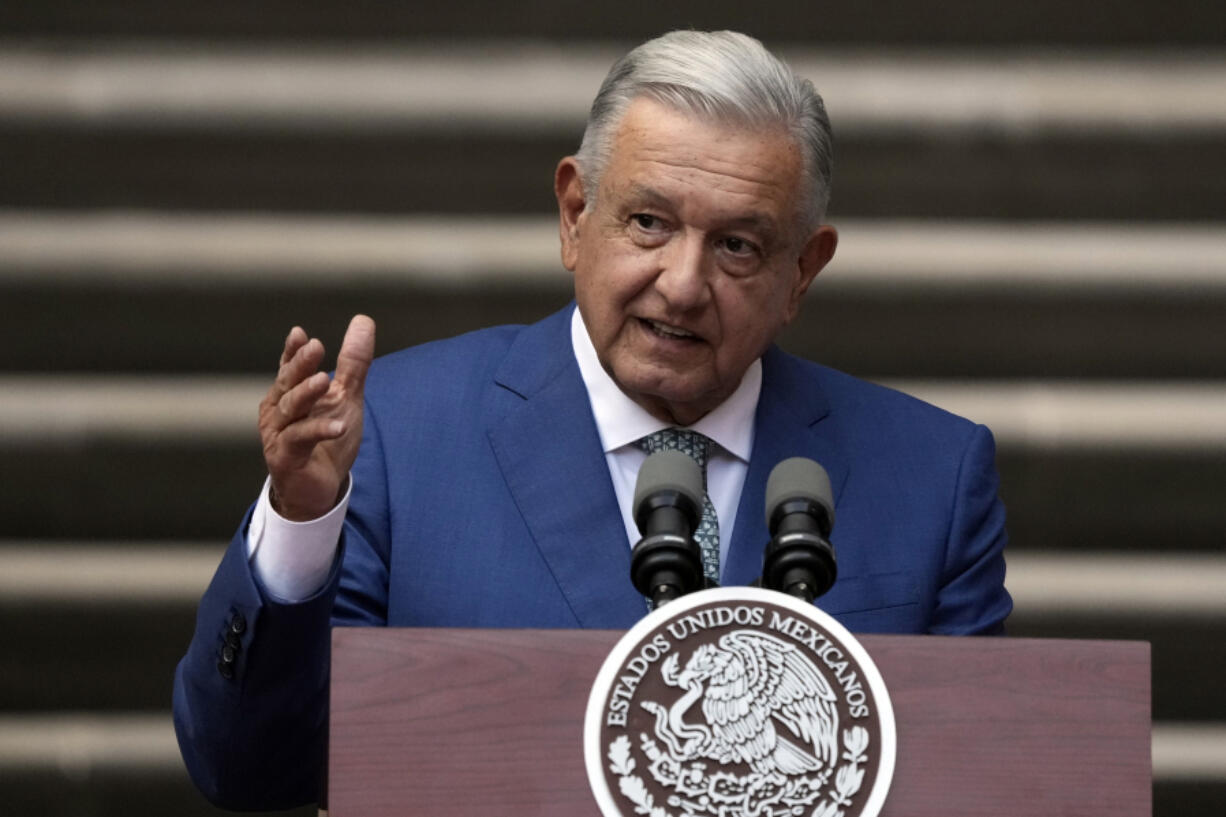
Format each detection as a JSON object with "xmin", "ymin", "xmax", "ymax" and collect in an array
[{"xmin": 174, "ymin": 30, "xmax": 1010, "ymax": 809}]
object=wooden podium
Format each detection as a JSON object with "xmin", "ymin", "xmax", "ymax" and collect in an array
[{"xmin": 329, "ymin": 628, "xmax": 1150, "ymax": 816}]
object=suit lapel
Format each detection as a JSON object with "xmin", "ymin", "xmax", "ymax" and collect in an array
[
  {"xmin": 485, "ymin": 313, "xmax": 851, "ymax": 618},
  {"xmin": 723, "ymin": 347, "xmax": 851, "ymax": 587},
  {"xmin": 486, "ymin": 308, "xmax": 645, "ymax": 629}
]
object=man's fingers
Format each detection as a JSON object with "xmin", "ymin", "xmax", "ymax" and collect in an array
[
  {"xmin": 268, "ymin": 415, "xmax": 347, "ymax": 466},
  {"xmin": 279, "ymin": 326, "xmax": 309, "ymax": 367},
  {"xmin": 261, "ymin": 317, "xmax": 369, "ymax": 474},
  {"xmin": 271, "ymin": 336, "xmax": 326, "ymax": 401},
  {"xmin": 266, "ymin": 370, "xmax": 331, "ymax": 432},
  {"xmin": 334, "ymin": 315, "xmax": 376, "ymax": 394}
]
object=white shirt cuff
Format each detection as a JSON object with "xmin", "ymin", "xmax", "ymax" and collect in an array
[{"xmin": 246, "ymin": 475, "xmax": 352, "ymax": 602}]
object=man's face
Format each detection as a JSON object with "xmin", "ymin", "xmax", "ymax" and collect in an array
[{"xmin": 556, "ymin": 97, "xmax": 837, "ymax": 425}]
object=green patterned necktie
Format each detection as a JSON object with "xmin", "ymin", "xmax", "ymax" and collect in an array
[{"xmin": 638, "ymin": 428, "xmax": 720, "ymax": 585}]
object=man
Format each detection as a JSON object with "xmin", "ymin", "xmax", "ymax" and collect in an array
[{"xmin": 174, "ymin": 30, "xmax": 1011, "ymax": 810}]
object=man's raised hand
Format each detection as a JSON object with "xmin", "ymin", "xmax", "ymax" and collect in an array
[{"xmin": 258, "ymin": 315, "xmax": 376, "ymax": 521}]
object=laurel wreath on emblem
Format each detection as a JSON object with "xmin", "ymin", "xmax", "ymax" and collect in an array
[{"xmin": 607, "ymin": 726, "xmax": 868, "ymax": 817}]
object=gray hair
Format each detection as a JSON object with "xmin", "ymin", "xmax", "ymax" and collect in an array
[{"xmin": 575, "ymin": 30, "xmax": 834, "ymax": 227}]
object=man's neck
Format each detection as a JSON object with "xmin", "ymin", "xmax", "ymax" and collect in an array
[{"xmin": 569, "ymin": 306, "xmax": 759, "ymax": 461}]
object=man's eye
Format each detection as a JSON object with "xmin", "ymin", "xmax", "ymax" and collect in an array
[
  {"xmin": 720, "ymin": 236, "xmax": 757, "ymax": 256},
  {"xmin": 632, "ymin": 214, "xmax": 662, "ymax": 230}
]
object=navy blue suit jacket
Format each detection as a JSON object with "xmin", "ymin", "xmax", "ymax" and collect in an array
[{"xmin": 173, "ymin": 305, "xmax": 1011, "ymax": 809}]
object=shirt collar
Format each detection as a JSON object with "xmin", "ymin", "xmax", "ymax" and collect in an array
[{"xmin": 570, "ymin": 306, "xmax": 759, "ymax": 461}]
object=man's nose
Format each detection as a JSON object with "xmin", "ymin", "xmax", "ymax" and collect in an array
[{"xmin": 655, "ymin": 233, "xmax": 710, "ymax": 309}]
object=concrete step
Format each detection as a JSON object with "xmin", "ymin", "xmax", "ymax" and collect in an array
[
  {"xmin": 2, "ymin": 376, "xmax": 1223, "ymax": 546},
  {"xmin": 6, "ymin": 377, "xmax": 1226, "ymax": 452},
  {"xmin": 6, "ymin": 47, "xmax": 1222, "ymax": 133},
  {"xmin": 8, "ymin": 213, "xmax": 1225, "ymax": 289},
  {"xmin": 7, "ymin": 121, "xmax": 1218, "ymax": 219},
  {"xmin": 0, "ymin": 713, "xmax": 311, "ymax": 816},
  {"xmin": 2, "ymin": 539, "xmax": 1225, "ymax": 715},
  {"xmin": 4, "ymin": 212, "xmax": 1225, "ymax": 378},
  {"xmin": 2, "ymin": 46, "xmax": 1223, "ymax": 218},
  {"xmin": 1, "ymin": 2, "xmax": 1222, "ymax": 44},
  {"xmin": 8, "ymin": 545, "xmax": 1226, "ymax": 616}
]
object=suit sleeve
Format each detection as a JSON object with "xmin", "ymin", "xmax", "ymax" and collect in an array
[
  {"xmin": 930, "ymin": 423, "xmax": 1013, "ymax": 635},
  {"xmin": 172, "ymin": 396, "xmax": 392, "ymax": 810}
]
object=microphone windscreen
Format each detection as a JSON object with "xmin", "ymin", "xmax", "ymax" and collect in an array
[
  {"xmin": 765, "ymin": 457, "xmax": 834, "ymax": 528},
  {"xmin": 634, "ymin": 450, "xmax": 703, "ymax": 515}
]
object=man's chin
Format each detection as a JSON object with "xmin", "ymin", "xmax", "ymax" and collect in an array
[{"xmin": 614, "ymin": 375, "xmax": 722, "ymax": 425}]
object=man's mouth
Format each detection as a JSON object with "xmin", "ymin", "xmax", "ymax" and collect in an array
[{"xmin": 641, "ymin": 318, "xmax": 698, "ymax": 341}]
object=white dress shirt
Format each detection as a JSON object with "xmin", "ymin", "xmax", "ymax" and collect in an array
[
  {"xmin": 247, "ymin": 307, "xmax": 760, "ymax": 600},
  {"xmin": 569, "ymin": 308, "xmax": 758, "ymax": 576}
]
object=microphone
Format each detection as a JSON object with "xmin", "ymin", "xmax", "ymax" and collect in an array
[
  {"xmin": 761, "ymin": 457, "xmax": 837, "ymax": 603},
  {"xmin": 630, "ymin": 450, "xmax": 706, "ymax": 609}
]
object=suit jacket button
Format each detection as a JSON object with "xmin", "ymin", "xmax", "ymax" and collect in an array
[
  {"xmin": 224, "ymin": 630, "xmax": 243, "ymax": 650},
  {"xmin": 229, "ymin": 613, "xmax": 247, "ymax": 635},
  {"xmin": 217, "ymin": 660, "xmax": 235, "ymax": 680},
  {"xmin": 221, "ymin": 645, "xmax": 238, "ymax": 664}
]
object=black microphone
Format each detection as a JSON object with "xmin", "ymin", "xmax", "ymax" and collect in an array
[
  {"xmin": 630, "ymin": 450, "xmax": 706, "ymax": 609},
  {"xmin": 761, "ymin": 457, "xmax": 837, "ymax": 603}
]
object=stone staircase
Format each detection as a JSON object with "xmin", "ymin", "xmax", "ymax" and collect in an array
[{"xmin": 2, "ymin": 4, "xmax": 1224, "ymax": 814}]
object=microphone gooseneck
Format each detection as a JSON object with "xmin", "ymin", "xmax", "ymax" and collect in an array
[
  {"xmin": 761, "ymin": 457, "xmax": 837, "ymax": 603},
  {"xmin": 630, "ymin": 450, "xmax": 706, "ymax": 609}
]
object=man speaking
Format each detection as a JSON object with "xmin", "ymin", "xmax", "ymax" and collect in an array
[{"xmin": 174, "ymin": 30, "xmax": 1011, "ymax": 810}]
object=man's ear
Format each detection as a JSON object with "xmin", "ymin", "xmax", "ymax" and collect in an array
[
  {"xmin": 786, "ymin": 225, "xmax": 838, "ymax": 322},
  {"xmin": 555, "ymin": 157, "xmax": 587, "ymax": 272}
]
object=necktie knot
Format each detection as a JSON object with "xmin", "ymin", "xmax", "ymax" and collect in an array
[{"xmin": 638, "ymin": 428, "xmax": 712, "ymax": 472}]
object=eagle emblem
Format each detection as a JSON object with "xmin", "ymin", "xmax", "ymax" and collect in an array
[
  {"xmin": 643, "ymin": 630, "xmax": 839, "ymax": 778},
  {"xmin": 613, "ymin": 629, "xmax": 869, "ymax": 817},
  {"xmin": 589, "ymin": 590, "xmax": 892, "ymax": 817}
]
